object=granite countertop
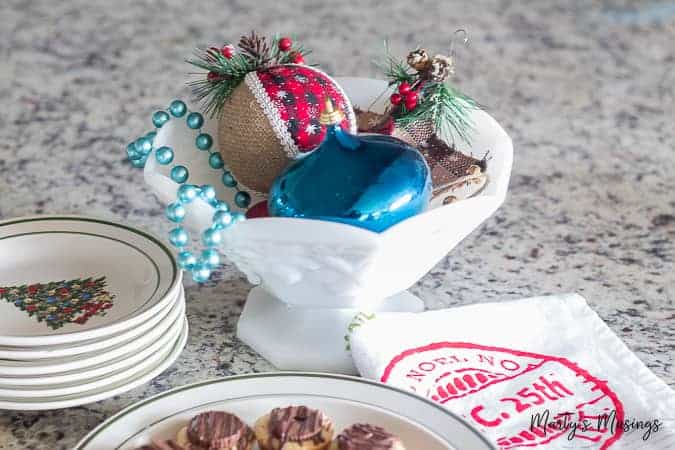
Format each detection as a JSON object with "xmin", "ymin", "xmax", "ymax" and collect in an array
[{"xmin": 0, "ymin": 0, "xmax": 673, "ymax": 448}]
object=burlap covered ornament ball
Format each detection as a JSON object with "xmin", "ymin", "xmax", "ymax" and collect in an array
[
  {"xmin": 189, "ymin": 32, "xmax": 356, "ymax": 195},
  {"xmin": 217, "ymin": 64, "xmax": 356, "ymax": 193}
]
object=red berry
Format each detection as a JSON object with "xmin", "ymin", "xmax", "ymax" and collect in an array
[
  {"xmin": 207, "ymin": 71, "xmax": 220, "ymax": 82},
  {"xmin": 398, "ymin": 82, "xmax": 412, "ymax": 95},
  {"xmin": 278, "ymin": 37, "xmax": 293, "ymax": 52},
  {"xmin": 26, "ymin": 305, "xmax": 37, "ymax": 312},
  {"xmin": 290, "ymin": 52, "xmax": 305, "ymax": 64},
  {"xmin": 405, "ymin": 90, "xmax": 418, "ymax": 103},
  {"xmin": 221, "ymin": 44, "xmax": 235, "ymax": 58},
  {"xmin": 390, "ymin": 93, "xmax": 402, "ymax": 105},
  {"xmin": 404, "ymin": 95, "xmax": 418, "ymax": 110}
]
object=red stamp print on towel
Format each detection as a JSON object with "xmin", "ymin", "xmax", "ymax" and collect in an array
[
  {"xmin": 381, "ymin": 342, "xmax": 624, "ymax": 449},
  {"xmin": 0, "ymin": 277, "xmax": 115, "ymax": 330}
]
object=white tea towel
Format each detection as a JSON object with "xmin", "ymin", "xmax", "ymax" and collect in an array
[{"xmin": 351, "ymin": 293, "xmax": 675, "ymax": 449}]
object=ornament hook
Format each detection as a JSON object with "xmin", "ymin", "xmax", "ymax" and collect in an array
[
  {"xmin": 320, "ymin": 97, "xmax": 344, "ymax": 125},
  {"xmin": 449, "ymin": 29, "xmax": 469, "ymax": 57}
]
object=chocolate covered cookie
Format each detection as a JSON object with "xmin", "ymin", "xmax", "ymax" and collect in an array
[
  {"xmin": 175, "ymin": 411, "xmax": 255, "ymax": 450},
  {"xmin": 135, "ymin": 439, "xmax": 186, "ymax": 450},
  {"xmin": 331, "ymin": 424, "xmax": 406, "ymax": 450},
  {"xmin": 254, "ymin": 405, "xmax": 334, "ymax": 450}
]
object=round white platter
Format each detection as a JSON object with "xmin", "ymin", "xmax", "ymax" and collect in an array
[
  {"xmin": 75, "ymin": 373, "xmax": 495, "ymax": 450},
  {"xmin": 0, "ymin": 289, "xmax": 185, "ymax": 386},
  {"xmin": 0, "ymin": 316, "xmax": 188, "ymax": 410},
  {"xmin": 0, "ymin": 290, "xmax": 184, "ymax": 376},
  {"xmin": 0, "ymin": 216, "xmax": 181, "ymax": 347}
]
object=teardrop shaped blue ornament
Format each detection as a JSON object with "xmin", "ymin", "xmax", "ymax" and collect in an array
[{"xmin": 268, "ymin": 99, "xmax": 431, "ymax": 232}]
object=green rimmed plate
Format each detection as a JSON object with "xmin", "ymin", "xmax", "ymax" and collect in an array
[
  {"xmin": 0, "ymin": 216, "xmax": 181, "ymax": 347},
  {"xmin": 75, "ymin": 373, "xmax": 495, "ymax": 450}
]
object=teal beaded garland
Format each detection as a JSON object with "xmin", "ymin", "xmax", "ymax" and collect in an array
[
  {"xmin": 166, "ymin": 202, "xmax": 186, "ymax": 223},
  {"xmin": 169, "ymin": 100, "xmax": 187, "ymax": 118},
  {"xmin": 125, "ymin": 99, "xmax": 257, "ymax": 282},
  {"xmin": 170, "ymin": 165, "xmax": 189, "ymax": 184},
  {"xmin": 201, "ymin": 249, "xmax": 220, "ymax": 268},
  {"xmin": 209, "ymin": 153, "xmax": 224, "ymax": 169},
  {"xmin": 178, "ymin": 251, "xmax": 197, "ymax": 270},
  {"xmin": 155, "ymin": 146, "xmax": 174, "ymax": 165},
  {"xmin": 186, "ymin": 112, "xmax": 204, "ymax": 129},
  {"xmin": 213, "ymin": 210, "xmax": 233, "ymax": 229},
  {"xmin": 177, "ymin": 184, "xmax": 199, "ymax": 203},
  {"xmin": 169, "ymin": 227, "xmax": 189, "ymax": 247},
  {"xmin": 195, "ymin": 133, "xmax": 213, "ymax": 151},
  {"xmin": 235, "ymin": 191, "xmax": 251, "ymax": 208},
  {"xmin": 152, "ymin": 111, "xmax": 170, "ymax": 128},
  {"xmin": 222, "ymin": 171, "xmax": 237, "ymax": 188},
  {"xmin": 135, "ymin": 137, "xmax": 153, "ymax": 155}
]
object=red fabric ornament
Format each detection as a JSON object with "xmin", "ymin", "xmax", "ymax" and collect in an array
[
  {"xmin": 217, "ymin": 64, "xmax": 356, "ymax": 193},
  {"xmin": 278, "ymin": 37, "xmax": 292, "ymax": 52}
]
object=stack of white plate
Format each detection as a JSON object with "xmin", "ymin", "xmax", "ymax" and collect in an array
[{"xmin": 0, "ymin": 216, "xmax": 187, "ymax": 410}]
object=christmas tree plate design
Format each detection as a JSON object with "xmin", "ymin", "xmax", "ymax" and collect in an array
[
  {"xmin": 0, "ymin": 289, "xmax": 182, "ymax": 385},
  {"xmin": 0, "ymin": 317, "xmax": 188, "ymax": 410},
  {"xmin": 0, "ymin": 287, "xmax": 184, "ymax": 377},
  {"xmin": 0, "ymin": 286, "xmax": 183, "ymax": 360},
  {"xmin": 0, "ymin": 216, "xmax": 181, "ymax": 347}
]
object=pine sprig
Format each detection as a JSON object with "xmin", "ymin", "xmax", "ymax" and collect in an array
[
  {"xmin": 379, "ymin": 47, "xmax": 481, "ymax": 145},
  {"xmin": 376, "ymin": 42, "xmax": 415, "ymax": 86},
  {"xmin": 396, "ymin": 82, "xmax": 479, "ymax": 145},
  {"xmin": 187, "ymin": 31, "xmax": 312, "ymax": 117}
]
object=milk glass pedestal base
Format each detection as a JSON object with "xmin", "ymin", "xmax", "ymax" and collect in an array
[{"xmin": 236, "ymin": 286, "xmax": 424, "ymax": 374}]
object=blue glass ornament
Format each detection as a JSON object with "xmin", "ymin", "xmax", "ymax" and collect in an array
[
  {"xmin": 131, "ymin": 158, "xmax": 147, "ymax": 168},
  {"xmin": 186, "ymin": 112, "xmax": 204, "ymax": 129},
  {"xmin": 268, "ymin": 99, "xmax": 431, "ymax": 232},
  {"xmin": 155, "ymin": 146, "xmax": 174, "ymax": 165},
  {"xmin": 169, "ymin": 100, "xmax": 187, "ymax": 117},
  {"xmin": 171, "ymin": 165, "xmax": 189, "ymax": 184},
  {"xmin": 127, "ymin": 143, "xmax": 142, "ymax": 161},
  {"xmin": 196, "ymin": 133, "xmax": 213, "ymax": 151},
  {"xmin": 152, "ymin": 111, "xmax": 170, "ymax": 128},
  {"xmin": 146, "ymin": 131, "xmax": 157, "ymax": 142}
]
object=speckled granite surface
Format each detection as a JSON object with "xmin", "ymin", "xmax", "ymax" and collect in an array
[{"xmin": 0, "ymin": 0, "xmax": 673, "ymax": 448}]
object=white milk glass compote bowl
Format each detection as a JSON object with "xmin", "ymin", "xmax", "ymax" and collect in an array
[{"xmin": 144, "ymin": 77, "xmax": 513, "ymax": 374}]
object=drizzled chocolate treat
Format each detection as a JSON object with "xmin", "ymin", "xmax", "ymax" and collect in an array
[
  {"xmin": 176, "ymin": 411, "xmax": 254, "ymax": 450},
  {"xmin": 254, "ymin": 405, "xmax": 333, "ymax": 450},
  {"xmin": 332, "ymin": 424, "xmax": 405, "ymax": 450},
  {"xmin": 135, "ymin": 439, "xmax": 186, "ymax": 450}
]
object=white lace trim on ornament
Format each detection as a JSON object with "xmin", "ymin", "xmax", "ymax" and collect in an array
[{"xmin": 244, "ymin": 72, "xmax": 300, "ymax": 158}]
